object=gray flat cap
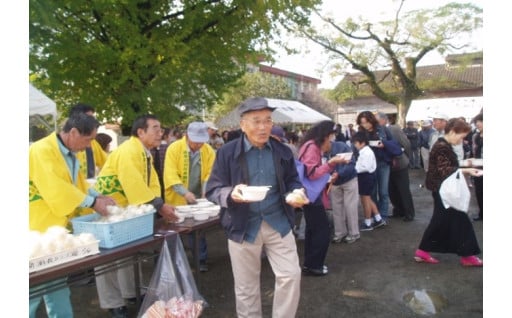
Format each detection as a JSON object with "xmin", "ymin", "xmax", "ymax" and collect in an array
[{"xmin": 238, "ymin": 97, "xmax": 276, "ymax": 116}]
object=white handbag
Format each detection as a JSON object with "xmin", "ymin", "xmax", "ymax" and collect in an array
[{"xmin": 439, "ymin": 169, "xmax": 470, "ymax": 212}]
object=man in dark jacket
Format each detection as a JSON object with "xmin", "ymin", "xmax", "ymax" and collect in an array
[
  {"xmin": 403, "ymin": 121, "xmax": 421, "ymax": 169},
  {"xmin": 384, "ymin": 118, "xmax": 416, "ymax": 222},
  {"xmin": 205, "ymin": 97, "xmax": 307, "ymax": 318}
]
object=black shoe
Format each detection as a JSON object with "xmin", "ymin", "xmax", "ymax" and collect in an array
[
  {"xmin": 199, "ymin": 260, "xmax": 209, "ymax": 272},
  {"xmin": 372, "ymin": 219, "xmax": 387, "ymax": 229},
  {"xmin": 302, "ymin": 266, "xmax": 328, "ymax": 276},
  {"xmin": 360, "ymin": 223, "xmax": 373, "ymax": 231},
  {"xmin": 108, "ymin": 306, "xmax": 128, "ymax": 318},
  {"xmin": 403, "ymin": 216, "xmax": 414, "ymax": 222}
]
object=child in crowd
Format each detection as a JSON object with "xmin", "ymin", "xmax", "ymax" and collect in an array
[
  {"xmin": 325, "ymin": 140, "xmax": 360, "ymax": 243},
  {"xmin": 352, "ymin": 132, "xmax": 386, "ymax": 231}
]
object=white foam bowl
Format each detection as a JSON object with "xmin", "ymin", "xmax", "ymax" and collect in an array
[
  {"xmin": 175, "ymin": 211, "xmax": 191, "ymax": 219},
  {"xmin": 241, "ymin": 186, "xmax": 271, "ymax": 202},
  {"xmin": 337, "ymin": 152, "xmax": 353, "ymax": 160},
  {"xmin": 194, "ymin": 201, "xmax": 215, "ymax": 208},
  {"xmin": 204, "ymin": 206, "xmax": 221, "ymax": 217},
  {"xmin": 369, "ymin": 140, "xmax": 381, "ymax": 147},
  {"xmin": 193, "ymin": 211, "xmax": 210, "ymax": 221},
  {"xmin": 173, "ymin": 216, "xmax": 185, "ymax": 223},
  {"xmin": 175, "ymin": 205, "xmax": 198, "ymax": 213}
]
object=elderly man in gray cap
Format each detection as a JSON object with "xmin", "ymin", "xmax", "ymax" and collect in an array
[
  {"xmin": 164, "ymin": 121, "xmax": 217, "ymax": 272},
  {"xmin": 206, "ymin": 97, "xmax": 308, "ymax": 318}
]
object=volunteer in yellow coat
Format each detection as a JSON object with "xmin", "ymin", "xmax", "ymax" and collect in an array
[
  {"xmin": 164, "ymin": 122, "xmax": 216, "ymax": 271},
  {"xmin": 29, "ymin": 113, "xmax": 116, "ymax": 318},
  {"xmin": 94, "ymin": 114, "xmax": 178, "ymax": 318}
]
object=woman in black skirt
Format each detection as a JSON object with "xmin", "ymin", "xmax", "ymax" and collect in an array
[{"xmin": 414, "ymin": 118, "xmax": 484, "ymax": 266}]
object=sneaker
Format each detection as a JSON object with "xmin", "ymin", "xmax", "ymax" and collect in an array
[
  {"xmin": 360, "ymin": 223, "xmax": 373, "ymax": 231},
  {"xmin": 344, "ymin": 235, "xmax": 360, "ymax": 244},
  {"xmin": 460, "ymin": 255, "xmax": 483, "ymax": 267},
  {"xmin": 331, "ymin": 236, "xmax": 346, "ymax": 243},
  {"xmin": 372, "ymin": 219, "xmax": 387, "ymax": 229},
  {"xmin": 199, "ymin": 260, "xmax": 209, "ymax": 272}
]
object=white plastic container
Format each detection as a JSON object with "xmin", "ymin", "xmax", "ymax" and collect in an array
[
  {"xmin": 241, "ymin": 186, "xmax": 271, "ymax": 201},
  {"xmin": 29, "ymin": 241, "xmax": 100, "ymax": 273},
  {"xmin": 192, "ymin": 211, "xmax": 210, "ymax": 221}
]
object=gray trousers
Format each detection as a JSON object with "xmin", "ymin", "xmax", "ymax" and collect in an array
[
  {"xmin": 329, "ymin": 177, "xmax": 360, "ymax": 238},
  {"xmin": 94, "ymin": 257, "xmax": 141, "ymax": 309},
  {"xmin": 420, "ymin": 147, "xmax": 430, "ymax": 172}
]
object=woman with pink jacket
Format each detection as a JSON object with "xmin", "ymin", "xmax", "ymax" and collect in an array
[{"xmin": 298, "ymin": 120, "xmax": 347, "ymax": 276}]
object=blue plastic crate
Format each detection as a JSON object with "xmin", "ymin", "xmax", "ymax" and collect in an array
[{"xmin": 71, "ymin": 211, "xmax": 155, "ymax": 248}]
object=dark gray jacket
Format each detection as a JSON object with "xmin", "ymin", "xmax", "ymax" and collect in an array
[
  {"xmin": 388, "ymin": 124, "xmax": 411, "ymax": 170},
  {"xmin": 205, "ymin": 134, "xmax": 303, "ymax": 243}
]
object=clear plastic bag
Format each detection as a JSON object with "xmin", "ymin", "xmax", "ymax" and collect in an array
[{"xmin": 138, "ymin": 235, "xmax": 207, "ymax": 318}]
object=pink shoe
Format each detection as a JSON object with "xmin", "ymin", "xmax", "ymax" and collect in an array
[
  {"xmin": 460, "ymin": 256, "xmax": 483, "ymax": 267},
  {"xmin": 414, "ymin": 249, "xmax": 439, "ymax": 264}
]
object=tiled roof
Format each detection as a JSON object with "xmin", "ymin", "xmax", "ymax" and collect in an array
[
  {"xmin": 258, "ymin": 64, "xmax": 321, "ymax": 84},
  {"xmin": 342, "ymin": 63, "xmax": 482, "ymax": 90}
]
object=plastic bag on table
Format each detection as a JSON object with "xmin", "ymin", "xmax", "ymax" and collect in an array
[{"xmin": 138, "ymin": 236, "xmax": 207, "ymax": 318}]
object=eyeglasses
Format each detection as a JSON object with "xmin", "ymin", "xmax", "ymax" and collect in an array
[
  {"xmin": 148, "ymin": 125, "xmax": 164, "ymax": 134},
  {"xmin": 242, "ymin": 118, "xmax": 274, "ymax": 127}
]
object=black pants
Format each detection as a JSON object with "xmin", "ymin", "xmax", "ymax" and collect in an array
[
  {"xmin": 302, "ymin": 197, "xmax": 330, "ymax": 270},
  {"xmin": 473, "ymin": 176, "xmax": 483, "ymax": 219},
  {"xmin": 389, "ymin": 167, "xmax": 416, "ymax": 219},
  {"xmin": 419, "ymin": 192, "xmax": 481, "ymax": 256}
]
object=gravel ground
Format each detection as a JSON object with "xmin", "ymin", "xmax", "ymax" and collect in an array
[{"xmin": 36, "ymin": 168, "xmax": 483, "ymax": 317}]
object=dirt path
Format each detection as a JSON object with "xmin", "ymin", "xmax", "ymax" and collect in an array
[{"xmin": 38, "ymin": 168, "xmax": 483, "ymax": 317}]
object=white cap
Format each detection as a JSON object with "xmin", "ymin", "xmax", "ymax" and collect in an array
[{"xmin": 204, "ymin": 121, "xmax": 218, "ymax": 130}]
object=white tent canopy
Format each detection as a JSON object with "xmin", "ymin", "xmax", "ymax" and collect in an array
[
  {"xmin": 216, "ymin": 98, "xmax": 331, "ymax": 128},
  {"xmin": 406, "ymin": 96, "xmax": 483, "ymax": 122},
  {"xmin": 29, "ymin": 83, "xmax": 57, "ymax": 118},
  {"xmin": 29, "ymin": 83, "xmax": 57, "ymax": 142}
]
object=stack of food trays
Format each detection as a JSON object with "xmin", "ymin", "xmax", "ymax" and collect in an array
[{"xmin": 174, "ymin": 199, "xmax": 221, "ymax": 222}]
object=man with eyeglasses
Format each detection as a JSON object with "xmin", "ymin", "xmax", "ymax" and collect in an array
[
  {"xmin": 69, "ymin": 103, "xmax": 108, "ymax": 178},
  {"xmin": 164, "ymin": 121, "xmax": 216, "ymax": 272},
  {"xmin": 206, "ymin": 97, "xmax": 308, "ymax": 317},
  {"xmin": 94, "ymin": 114, "xmax": 178, "ymax": 318},
  {"xmin": 29, "ymin": 112, "xmax": 116, "ymax": 317}
]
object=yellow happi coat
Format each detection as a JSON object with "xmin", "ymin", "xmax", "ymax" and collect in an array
[
  {"xmin": 95, "ymin": 137, "xmax": 161, "ymax": 207},
  {"xmin": 29, "ymin": 132, "xmax": 93, "ymax": 232},
  {"xmin": 164, "ymin": 136, "xmax": 216, "ymax": 206},
  {"xmin": 76, "ymin": 139, "xmax": 108, "ymax": 177}
]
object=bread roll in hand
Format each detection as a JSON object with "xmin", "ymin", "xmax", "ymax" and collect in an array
[{"xmin": 286, "ymin": 189, "xmax": 309, "ymax": 207}]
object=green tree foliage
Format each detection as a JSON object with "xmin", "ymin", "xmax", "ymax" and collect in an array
[
  {"xmin": 29, "ymin": 0, "xmax": 320, "ymax": 127},
  {"xmin": 213, "ymin": 71, "xmax": 293, "ymax": 119},
  {"xmin": 289, "ymin": 0, "xmax": 482, "ymax": 126}
]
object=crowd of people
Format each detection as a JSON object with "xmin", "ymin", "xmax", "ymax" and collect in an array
[{"xmin": 29, "ymin": 98, "xmax": 483, "ymax": 318}]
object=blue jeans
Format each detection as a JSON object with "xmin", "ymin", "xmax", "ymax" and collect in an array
[
  {"xmin": 29, "ymin": 278, "xmax": 73, "ymax": 318},
  {"xmin": 187, "ymin": 232, "xmax": 208, "ymax": 262},
  {"xmin": 372, "ymin": 161, "xmax": 390, "ymax": 219}
]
